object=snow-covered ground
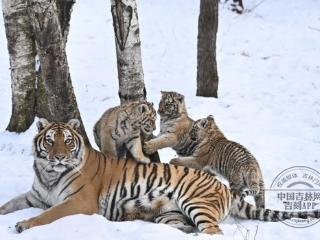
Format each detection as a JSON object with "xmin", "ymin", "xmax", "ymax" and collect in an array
[{"xmin": 0, "ymin": 0, "xmax": 319, "ymax": 239}]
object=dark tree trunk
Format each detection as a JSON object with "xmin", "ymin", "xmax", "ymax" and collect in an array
[
  {"xmin": 196, "ymin": 0, "xmax": 219, "ymax": 98},
  {"xmin": 110, "ymin": 0, "xmax": 146, "ymax": 104},
  {"xmin": 3, "ymin": 0, "xmax": 37, "ymax": 132},
  {"xmin": 26, "ymin": 0, "xmax": 90, "ymax": 145}
]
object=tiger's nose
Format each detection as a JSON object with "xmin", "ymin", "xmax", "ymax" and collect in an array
[{"xmin": 54, "ymin": 154, "xmax": 66, "ymax": 161}]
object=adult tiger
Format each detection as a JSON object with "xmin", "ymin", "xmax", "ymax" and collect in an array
[
  {"xmin": 0, "ymin": 119, "xmax": 319, "ymax": 234},
  {"xmin": 94, "ymin": 100, "xmax": 160, "ymax": 163}
]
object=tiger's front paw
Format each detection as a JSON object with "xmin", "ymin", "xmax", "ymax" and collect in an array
[
  {"xmin": 137, "ymin": 156, "xmax": 151, "ymax": 164},
  {"xmin": 170, "ymin": 158, "xmax": 183, "ymax": 166},
  {"xmin": 15, "ymin": 220, "xmax": 33, "ymax": 233},
  {"xmin": 143, "ymin": 141, "xmax": 157, "ymax": 155},
  {"xmin": 0, "ymin": 206, "xmax": 7, "ymax": 215}
]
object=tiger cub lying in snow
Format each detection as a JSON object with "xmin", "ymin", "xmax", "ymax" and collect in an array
[
  {"xmin": 170, "ymin": 115, "xmax": 265, "ymax": 208},
  {"xmin": 94, "ymin": 100, "xmax": 160, "ymax": 163},
  {"xmin": 144, "ymin": 91, "xmax": 196, "ymax": 157},
  {"xmin": 0, "ymin": 119, "xmax": 319, "ymax": 234}
]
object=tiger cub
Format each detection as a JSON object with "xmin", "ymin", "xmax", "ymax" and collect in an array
[
  {"xmin": 0, "ymin": 119, "xmax": 319, "ymax": 234},
  {"xmin": 94, "ymin": 100, "xmax": 159, "ymax": 163},
  {"xmin": 170, "ymin": 115, "xmax": 265, "ymax": 208},
  {"xmin": 144, "ymin": 91, "xmax": 196, "ymax": 157}
]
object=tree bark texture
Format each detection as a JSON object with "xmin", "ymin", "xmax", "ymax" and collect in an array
[
  {"xmin": 2, "ymin": 0, "xmax": 90, "ymax": 145},
  {"xmin": 196, "ymin": 0, "xmax": 219, "ymax": 98},
  {"xmin": 111, "ymin": 0, "xmax": 146, "ymax": 103},
  {"xmin": 27, "ymin": 0, "xmax": 90, "ymax": 145},
  {"xmin": 2, "ymin": 0, "xmax": 36, "ymax": 132}
]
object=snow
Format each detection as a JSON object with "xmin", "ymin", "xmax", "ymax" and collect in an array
[{"xmin": 0, "ymin": 0, "xmax": 319, "ymax": 239}]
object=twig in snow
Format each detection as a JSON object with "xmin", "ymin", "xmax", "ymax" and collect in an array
[
  {"xmin": 233, "ymin": 219, "xmax": 250, "ymax": 240},
  {"xmin": 253, "ymin": 224, "xmax": 260, "ymax": 240},
  {"xmin": 245, "ymin": 0, "xmax": 268, "ymax": 14},
  {"xmin": 308, "ymin": 26, "xmax": 320, "ymax": 32}
]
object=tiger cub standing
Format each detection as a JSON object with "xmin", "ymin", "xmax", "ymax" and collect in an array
[
  {"xmin": 0, "ymin": 119, "xmax": 319, "ymax": 234},
  {"xmin": 170, "ymin": 115, "xmax": 265, "ymax": 208},
  {"xmin": 94, "ymin": 100, "xmax": 160, "ymax": 163},
  {"xmin": 144, "ymin": 91, "xmax": 196, "ymax": 157}
]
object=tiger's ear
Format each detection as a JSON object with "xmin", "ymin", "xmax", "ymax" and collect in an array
[
  {"xmin": 174, "ymin": 94, "xmax": 184, "ymax": 103},
  {"xmin": 67, "ymin": 119, "xmax": 81, "ymax": 131},
  {"xmin": 37, "ymin": 118, "xmax": 50, "ymax": 132},
  {"xmin": 207, "ymin": 115, "xmax": 214, "ymax": 121},
  {"xmin": 138, "ymin": 104, "xmax": 148, "ymax": 113},
  {"xmin": 199, "ymin": 118, "xmax": 209, "ymax": 128}
]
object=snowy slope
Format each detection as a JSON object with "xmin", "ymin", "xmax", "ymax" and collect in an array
[{"xmin": 0, "ymin": 0, "xmax": 319, "ymax": 239}]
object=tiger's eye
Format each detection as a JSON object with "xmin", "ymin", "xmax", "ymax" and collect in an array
[{"xmin": 65, "ymin": 139, "xmax": 72, "ymax": 144}]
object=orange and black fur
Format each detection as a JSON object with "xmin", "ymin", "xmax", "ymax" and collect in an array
[
  {"xmin": 0, "ymin": 119, "xmax": 319, "ymax": 234},
  {"xmin": 171, "ymin": 115, "xmax": 265, "ymax": 208}
]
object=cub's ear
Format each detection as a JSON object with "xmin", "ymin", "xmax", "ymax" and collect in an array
[
  {"xmin": 207, "ymin": 115, "xmax": 214, "ymax": 121},
  {"xmin": 174, "ymin": 94, "xmax": 184, "ymax": 103},
  {"xmin": 138, "ymin": 104, "xmax": 148, "ymax": 113},
  {"xmin": 199, "ymin": 118, "xmax": 209, "ymax": 128},
  {"xmin": 37, "ymin": 118, "xmax": 50, "ymax": 132},
  {"xmin": 67, "ymin": 119, "xmax": 81, "ymax": 131}
]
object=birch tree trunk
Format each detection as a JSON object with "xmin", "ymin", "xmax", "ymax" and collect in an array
[
  {"xmin": 26, "ymin": 0, "xmax": 90, "ymax": 145},
  {"xmin": 3, "ymin": 0, "xmax": 36, "ymax": 132},
  {"xmin": 110, "ymin": 0, "xmax": 159, "ymax": 162},
  {"xmin": 196, "ymin": 0, "xmax": 219, "ymax": 98},
  {"xmin": 111, "ymin": 0, "xmax": 146, "ymax": 103}
]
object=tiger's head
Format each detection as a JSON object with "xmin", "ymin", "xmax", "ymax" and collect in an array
[
  {"xmin": 158, "ymin": 91, "xmax": 187, "ymax": 118},
  {"xmin": 127, "ymin": 101, "xmax": 157, "ymax": 136},
  {"xmin": 190, "ymin": 115, "xmax": 224, "ymax": 141},
  {"xmin": 33, "ymin": 118, "xmax": 84, "ymax": 173}
]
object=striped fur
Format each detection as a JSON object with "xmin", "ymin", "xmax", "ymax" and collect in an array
[
  {"xmin": 0, "ymin": 119, "xmax": 319, "ymax": 234},
  {"xmin": 94, "ymin": 100, "xmax": 158, "ymax": 163},
  {"xmin": 170, "ymin": 115, "xmax": 265, "ymax": 208},
  {"xmin": 144, "ymin": 91, "xmax": 196, "ymax": 156}
]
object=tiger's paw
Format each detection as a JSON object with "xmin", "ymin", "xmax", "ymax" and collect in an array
[
  {"xmin": 143, "ymin": 141, "xmax": 156, "ymax": 155},
  {"xmin": 169, "ymin": 158, "xmax": 182, "ymax": 166},
  {"xmin": 137, "ymin": 157, "xmax": 151, "ymax": 164},
  {"xmin": 15, "ymin": 220, "xmax": 32, "ymax": 233},
  {"xmin": 0, "ymin": 206, "xmax": 6, "ymax": 215}
]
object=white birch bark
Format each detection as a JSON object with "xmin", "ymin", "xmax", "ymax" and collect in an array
[
  {"xmin": 111, "ymin": 0, "xmax": 146, "ymax": 103},
  {"xmin": 2, "ymin": 0, "xmax": 36, "ymax": 132},
  {"xmin": 27, "ymin": 0, "xmax": 90, "ymax": 145}
]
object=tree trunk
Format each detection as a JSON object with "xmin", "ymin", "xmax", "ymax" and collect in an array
[
  {"xmin": 3, "ymin": 0, "xmax": 36, "ymax": 132},
  {"xmin": 196, "ymin": 0, "xmax": 219, "ymax": 98},
  {"xmin": 26, "ymin": 0, "xmax": 90, "ymax": 145},
  {"xmin": 110, "ymin": 0, "xmax": 159, "ymax": 162},
  {"xmin": 111, "ymin": 0, "xmax": 146, "ymax": 103}
]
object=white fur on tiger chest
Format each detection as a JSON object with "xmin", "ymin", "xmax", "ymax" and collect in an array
[{"xmin": 31, "ymin": 178, "xmax": 67, "ymax": 207}]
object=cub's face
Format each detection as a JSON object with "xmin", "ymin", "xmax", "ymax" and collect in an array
[
  {"xmin": 190, "ymin": 116, "xmax": 215, "ymax": 141},
  {"xmin": 34, "ymin": 119, "xmax": 84, "ymax": 173},
  {"xmin": 158, "ymin": 91, "xmax": 185, "ymax": 117},
  {"xmin": 130, "ymin": 102, "xmax": 157, "ymax": 136},
  {"xmin": 140, "ymin": 106, "xmax": 157, "ymax": 136}
]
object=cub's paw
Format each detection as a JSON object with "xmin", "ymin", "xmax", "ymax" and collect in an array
[
  {"xmin": 15, "ymin": 220, "xmax": 32, "ymax": 233},
  {"xmin": 143, "ymin": 141, "xmax": 156, "ymax": 155},
  {"xmin": 137, "ymin": 157, "xmax": 151, "ymax": 164},
  {"xmin": 0, "ymin": 206, "xmax": 7, "ymax": 215},
  {"xmin": 169, "ymin": 158, "xmax": 182, "ymax": 166}
]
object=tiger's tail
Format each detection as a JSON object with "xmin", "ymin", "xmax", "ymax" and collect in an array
[{"xmin": 230, "ymin": 192, "xmax": 320, "ymax": 221}]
